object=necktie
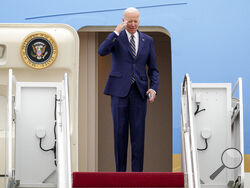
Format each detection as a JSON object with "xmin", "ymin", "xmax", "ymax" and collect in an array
[
  {"xmin": 130, "ymin": 35, "xmax": 136, "ymax": 83},
  {"xmin": 130, "ymin": 35, "xmax": 136, "ymax": 58}
]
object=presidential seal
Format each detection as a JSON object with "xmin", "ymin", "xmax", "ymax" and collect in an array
[{"xmin": 20, "ymin": 32, "xmax": 58, "ymax": 69}]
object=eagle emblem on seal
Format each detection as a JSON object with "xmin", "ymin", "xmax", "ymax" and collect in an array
[{"xmin": 31, "ymin": 42, "xmax": 48, "ymax": 60}]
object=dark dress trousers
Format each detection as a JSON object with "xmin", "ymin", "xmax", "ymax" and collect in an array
[{"xmin": 98, "ymin": 30, "xmax": 159, "ymax": 172}]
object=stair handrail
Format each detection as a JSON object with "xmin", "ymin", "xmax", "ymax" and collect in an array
[
  {"xmin": 231, "ymin": 77, "xmax": 244, "ymax": 186},
  {"xmin": 64, "ymin": 73, "xmax": 72, "ymax": 188},
  {"xmin": 181, "ymin": 74, "xmax": 200, "ymax": 188},
  {"xmin": 57, "ymin": 73, "xmax": 72, "ymax": 188},
  {"xmin": 7, "ymin": 69, "xmax": 16, "ymax": 182}
]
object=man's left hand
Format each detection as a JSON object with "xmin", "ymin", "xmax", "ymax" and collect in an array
[{"xmin": 146, "ymin": 89, "xmax": 156, "ymax": 103}]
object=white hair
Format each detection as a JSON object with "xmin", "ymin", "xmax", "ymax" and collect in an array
[{"xmin": 123, "ymin": 7, "xmax": 140, "ymax": 18}]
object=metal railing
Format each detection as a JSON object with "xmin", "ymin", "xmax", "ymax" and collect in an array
[
  {"xmin": 231, "ymin": 78, "xmax": 245, "ymax": 187},
  {"xmin": 181, "ymin": 74, "xmax": 200, "ymax": 188},
  {"xmin": 57, "ymin": 73, "xmax": 72, "ymax": 188}
]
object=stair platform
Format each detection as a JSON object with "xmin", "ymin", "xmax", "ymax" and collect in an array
[{"xmin": 73, "ymin": 172, "xmax": 184, "ymax": 187}]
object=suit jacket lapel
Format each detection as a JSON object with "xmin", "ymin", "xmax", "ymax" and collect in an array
[
  {"xmin": 120, "ymin": 30, "xmax": 128, "ymax": 45},
  {"xmin": 136, "ymin": 31, "xmax": 144, "ymax": 59},
  {"xmin": 120, "ymin": 30, "xmax": 134, "ymax": 58}
]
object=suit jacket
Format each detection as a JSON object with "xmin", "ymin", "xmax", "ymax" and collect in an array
[{"xmin": 98, "ymin": 30, "xmax": 159, "ymax": 99}]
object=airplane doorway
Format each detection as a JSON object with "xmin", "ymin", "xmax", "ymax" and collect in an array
[{"xmin": 78, "ymin": 27, "xmax": 172, "ymax": 172}]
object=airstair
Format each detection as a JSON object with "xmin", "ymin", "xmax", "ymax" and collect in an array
[
  {"xmin": 1, "ymin": 69, "xmax": 72, "ymax": 188},
  {"xmin": 2, "ymin": 72, "xmax": 245, "ymax": 188},
  {"xmin": 0, "ymin": 23, "xmax": 79, "ymax": 188},
  {"xmin": 181, "ymin": 74, "xmax": 244, "ymax": 188}
]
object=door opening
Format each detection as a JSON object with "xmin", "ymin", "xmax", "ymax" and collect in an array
[{"xmin": 78, "ymin": 27, "xmax": 172, "ymax": 172}]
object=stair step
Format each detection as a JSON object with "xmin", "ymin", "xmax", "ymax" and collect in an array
[
  {"xmin": 73, "ymin": 172, "xmax": 184, "ymax": 187},
  {"xmin": 16, "ymin": 183, "xmax": 56, "ymax": 188}
]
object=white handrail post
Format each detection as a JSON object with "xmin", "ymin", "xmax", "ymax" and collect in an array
[
  {"xmin": 64, "ymin": 73, "xmax": 72, "ymax": 188},
  {"xmin": 237, "ymin": 78, "xmax": 245, "ymax": 186},
  {"xmin": 181, "ymin": 74, "xmax": 200, "ymax": 188},
  {"xmin": 8, "ymin": 69, "xmax": 13, "ymax": 179},
  {"xmin": 57, "ymin": 73, "xmax": 72, "ymax": 188}
]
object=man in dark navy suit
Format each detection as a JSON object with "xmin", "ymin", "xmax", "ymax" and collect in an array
[{"xmin": 98, "ymin": 7, "xmax": 159, "ymax": 172}]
